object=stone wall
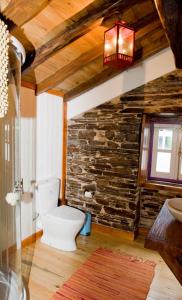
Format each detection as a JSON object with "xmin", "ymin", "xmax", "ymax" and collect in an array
[
  {"xmin": 66, "ymin": 69, "xmax": 182, "ymax": 232},
  {"xmin": 121, "ymin": 69, "xmax": 182, "ymax": 228},
  {"xmin": 140, "ymin": 188, "xmax": 182, "ymax": 228},
  {"xmin": 66, "ymin": 99, "xmax": 142, "ymax": 232}
]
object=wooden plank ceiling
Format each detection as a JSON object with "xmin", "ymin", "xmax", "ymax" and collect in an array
[{"xmin": 1, "ymin": 0, "xmax": 170, "ymax": 100}]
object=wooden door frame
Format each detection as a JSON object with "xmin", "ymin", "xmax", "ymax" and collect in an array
[{"xmin": 60, "ymin": 101, "xmax": 67, "ymax": 205}]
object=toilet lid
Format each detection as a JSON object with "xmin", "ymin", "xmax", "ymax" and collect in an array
[{"xmin": 47, "ymin": 205, "xmax": 85, "ymax": 221}]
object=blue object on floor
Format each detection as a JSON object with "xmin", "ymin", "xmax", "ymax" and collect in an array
[{"xmin": 80, "ymin": 212, "xmax": 91, "ymax": 236}]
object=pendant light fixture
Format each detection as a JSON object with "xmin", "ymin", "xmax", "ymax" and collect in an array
[{"xmin": 103, "ymin": 20, "xmax": 135, "ymax": 68}]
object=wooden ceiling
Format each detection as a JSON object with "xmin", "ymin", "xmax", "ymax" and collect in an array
[{"xmin": 1, "ymin": 0, "xmax": 171, "ymax": 101}]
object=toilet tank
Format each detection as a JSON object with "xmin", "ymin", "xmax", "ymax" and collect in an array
[{"xmin": 35, "ymin": 178, "xmax": 60, "ymax": 216}]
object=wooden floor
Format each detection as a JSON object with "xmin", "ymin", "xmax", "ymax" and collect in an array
[{"xmin": 22, "ymin": 229, "xmax": 182, "ymax": 300}]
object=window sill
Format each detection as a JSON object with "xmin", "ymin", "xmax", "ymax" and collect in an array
[{"xmin": 141, "ymin": 181, "xmax": 182, "ymax": 193}]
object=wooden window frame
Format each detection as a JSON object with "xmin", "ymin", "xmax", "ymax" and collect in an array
[{"xmin": 139, "ymin": 115, "xmax": 182, "ymax": 187}]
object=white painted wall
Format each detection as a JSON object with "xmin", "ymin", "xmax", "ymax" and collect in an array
[
  {"xmin": 68, "ymin": 47, "xmax": 176, "ymax": 119},
  {"xmin": 21, "ymin": 117, "xmax": 36, "ymax": 240},
  {"xmin": 36, "ymin": 93, "xmax": 63, "ymax": 182},
  {"xmin": 21, "ymin": 93, "xmax": 63, "ymax": 240},
  {"xmin": 21, "ymin": 118, "xmax": 36, "ymax": 192},
  {"xmin": 35, "ymin": 93, "xmax": 63, "ymax": 232}
]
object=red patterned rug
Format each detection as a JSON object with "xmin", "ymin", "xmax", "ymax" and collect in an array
[{"xmin": 52, "ymin": 248, "xmax": 155, "ymax": 300}]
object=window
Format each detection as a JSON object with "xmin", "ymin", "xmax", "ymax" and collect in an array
[{"xmin": 149, "ymin": 122, "xmax": 182, "ymax": 183}]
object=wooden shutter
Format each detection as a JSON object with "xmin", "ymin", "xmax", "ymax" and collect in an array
[{"xmin": 138, "ymin": 114, "xmax": 150, "ymax": 185}]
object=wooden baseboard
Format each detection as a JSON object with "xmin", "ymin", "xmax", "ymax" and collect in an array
[
  {"xmin": 138, "ymin": 226, "xmax": 150, "ymax": 237},
  {"xmin": 92, "ymin": 223, "xmax": 136, "ymax": 241},
  {"xmin": 2, "ymin": 244, "xmax": 16, "ymax": 258},
  {"xmin": 21, "ymin": 226, "xmax": 147, "ymax": 249},
  {"xmin": 1, "ymin": 231, "xmax": 43, "ymax": 256},
  {"xmin": 22, "ymin": 230, "xmax": 43, "ymax": 248}
]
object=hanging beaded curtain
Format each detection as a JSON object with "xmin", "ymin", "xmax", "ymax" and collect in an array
[{"xmin": 0, "ymin": 18, "xmax": 9, "ymax": 118}]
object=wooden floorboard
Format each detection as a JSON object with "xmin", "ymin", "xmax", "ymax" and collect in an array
[{"xmin": 22, "ymin": 229, "xmax": 182, "ymax": 300}]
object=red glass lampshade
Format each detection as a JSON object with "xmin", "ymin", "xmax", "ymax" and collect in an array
[{"xmin": 104, "ymin": 21, "xmax": 135, "ymax": 68}]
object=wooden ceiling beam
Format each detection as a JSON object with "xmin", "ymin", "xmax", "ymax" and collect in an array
[
  {"xmin": 36, "ymin": 46, "xmax": 103, "ymax": 95},
  {"xmin": 36, "ymin": 11, "xmax": 159, "ymax": 95},
  {"xmin": 0, "ymin": 1, "xmax": 11, "ymax": 12},
  {"xmin": 21, "ymin": 80, "xmax": 36, "ymax": 90},
  {"xmin": 64, "ymin": 36, "xmax": 168, "ymax": 101},
  {"xmin": 46, "ymin": 89, "xmax": 64, "ymax": 97},
  {"xmin": 23, "ymin": 0, "xmax": 146, "ymax": 74},
  {"xmin": 154, "ymin": 0, "xmax": 182, "ymax": 68},
  {"xmin": 2, "ymin": 0, "xmax": 51, "ymax": 27}
]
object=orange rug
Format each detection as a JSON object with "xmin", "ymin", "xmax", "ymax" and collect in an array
[{"xmin": 52, "ymin": 248, "xmax": 155, "ymax": 300}]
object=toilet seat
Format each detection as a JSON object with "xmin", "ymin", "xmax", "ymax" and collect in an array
[
  {"xmin": 35, "ymin": 178, "xmax": 85, "ymax": 251},
  {"xmin": 46, "ymin": 205, "xmax": 85, "ymax": 222},
  {"xmin": 41, "ymin": 205, "xmax": 85, "ymax": 251}
]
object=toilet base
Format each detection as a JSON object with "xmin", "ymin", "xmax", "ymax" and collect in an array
[{"xmin": 41, "ymin": 234, "xmax": 77, "ymax": 252}]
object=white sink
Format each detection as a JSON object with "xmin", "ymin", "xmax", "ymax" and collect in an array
[{"xmin": 167, "ymin": 198, "xmax": 182, "ymax": 222}]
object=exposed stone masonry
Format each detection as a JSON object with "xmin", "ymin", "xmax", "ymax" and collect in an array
[
  {"xmin": 66, "ymin": 69, "xmax": 182, "ymax": 232},
  {"xmin": 140, "ymin": 188, "xmax": 182, "ymax": 228},
  {"xmin": 66, "ymin": 99, "xmax": 142, "ymax": 232},
  {"xmin": 121, "ymin": 70, "xmax": 182, "ymax": 228}
]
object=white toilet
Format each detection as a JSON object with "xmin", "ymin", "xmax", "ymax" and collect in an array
[{"xmin": 35, "ymin": 178, "xmax": 85, "ymax": 251}]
